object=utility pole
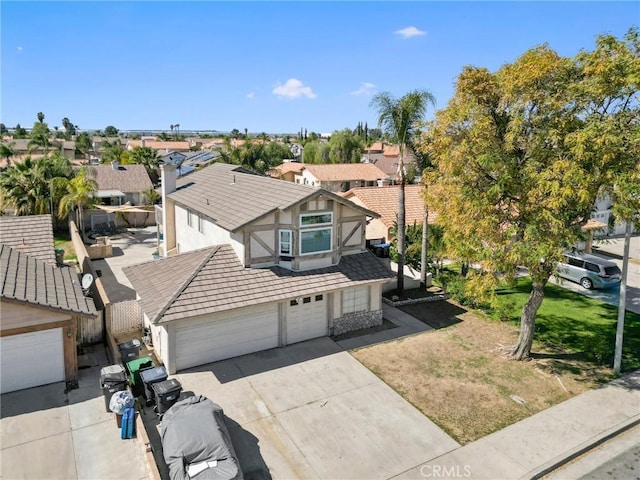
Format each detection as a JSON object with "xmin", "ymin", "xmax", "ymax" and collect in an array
[{"xmin": 613, "ymin": 221, "xmax": 631, "ymax": 374}]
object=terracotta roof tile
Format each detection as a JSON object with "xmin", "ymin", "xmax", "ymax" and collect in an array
[
  {"xmin": 124, "ymin": 245, "xmax": 393, "ymax": 324},
  {"xmin": 343, "ymin": 185, "xmax": 436, "ymax": 228},
  {"xmin": 302, "ymin": 163, "xmax": 388, "ymax": 182}
]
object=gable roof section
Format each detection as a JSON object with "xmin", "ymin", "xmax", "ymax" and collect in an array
[
  {"xmin": 88, "ymin": 164, "xmax": 153, "ymax": 193},
  {"xmin": 271, "ymin": 161, "xmax": 305, "ymax": 177},
  {"xmin": 0, "ymin": 215, "xmax": 56, "ymax": 264},
  {"xmin": 0, "ymin": 245, "xmax": 96, "ymax": 317},
  {"xmin": 168, "ymin": 162, "xmax": 377, "ymax": 232},
  {"xmin": 124, "ymin": 245, "xmax": 393, "ymax": 324},
  {"xmin": 302, "ymin": 163, "xmax": 389, "ymax": 182},
  {"xmin": 343, "ymin": 185, "xmax": 435, "ymax": 228}
]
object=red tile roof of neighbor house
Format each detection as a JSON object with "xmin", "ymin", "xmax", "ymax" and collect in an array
[
  {"xmin": 87, "ymin": 164, "xmax": 153, "ymax": 193},
  {"xmin": 342, "ymin": 185, "xmax": 437, "ymax": 228},
  {"xmin": 270, "ymin": 162, "xmax": 305, "ymax": 177},
  {"xmin": 127, "ymin": 140, "xmax": 191, "ymax": 151},
  {"xmin": 0, "ymin": 245, "xmax": 96, "ymax": 317},
  {"xmin": 0, "ymin": 215, "xmax": 56, "ymax": 264},
  {"xmin": 302, "ymin": 163, "xmax": 389, "ymax": 182},
  {"xmin": 123, "ymin": 245, "xmax": 393, "ymax": 324}
]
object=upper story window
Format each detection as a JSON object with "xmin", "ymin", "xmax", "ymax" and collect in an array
[
  {"xmin": 301, "ymin": 213, "xmax": 332, "ymax": 226},
  {"xmin": 187, "ymin": 210, "xmax": 194, "ymax": 227},
  {"xmin": 279, "ymin": 230, "xmax": 293, "ymax": 256},
  {"xmin": 299, "ymin": 212, "xmax": 333, "ymax": 255},
  {"xmin": 198, "ymin": 215, "xmax": 204, "ymax": 233}
]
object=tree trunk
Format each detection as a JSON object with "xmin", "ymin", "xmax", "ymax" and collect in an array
[
  {"xmin": 397, "ymin": 158, "xmax": 405, "ymax": 297},
  {"xmin": 420, "ymin": 204, "xmax": 428, "ymax": 287},
  {"xmin": 511, "ymin": 282, "xmax": 545, "ymax": 360}
]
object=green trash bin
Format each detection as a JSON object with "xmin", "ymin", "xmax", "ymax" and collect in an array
[
  {"xmin": 54, "ymin": 248, "xmax": 65, "ymax": 265},
  {"xmin": 125, "ymin": 356, "xmax": 155, "ymax": 398}
]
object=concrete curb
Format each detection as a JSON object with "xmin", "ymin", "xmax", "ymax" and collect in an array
[{"xmin": 522, "ymin": 414, "xmax": 640, "ymax": 480}]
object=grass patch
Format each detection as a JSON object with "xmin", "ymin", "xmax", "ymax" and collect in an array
[
  {"xmin": 54, "ymin": 233, "xmax": 77, "ymax": 261},
  {"xmin": 489, "ymin": 277, "xmax": 640, "ymax": 371},
  {"xmin": 352, "ymin": 302, "xmax": 615, "ymax": 445}
]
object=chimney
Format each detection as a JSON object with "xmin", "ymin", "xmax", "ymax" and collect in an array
[
  {"xmin": 111, "ymin": 160, "xmax": 119, "ymax": 170},
  {"xmin": 160, "ymin": 163, "xmax": 177, "ymax": 257}
]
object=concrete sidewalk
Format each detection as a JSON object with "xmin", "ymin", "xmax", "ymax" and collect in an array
[{"xmin": 392, "ymin": 370, "xmax": 640, "ymax": 480}]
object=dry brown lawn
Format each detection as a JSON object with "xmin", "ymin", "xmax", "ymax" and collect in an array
[{"xmin": 352, "ymin": 301, "xmax": 614, "ymax": 445}]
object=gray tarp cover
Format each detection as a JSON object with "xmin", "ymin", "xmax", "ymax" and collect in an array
[{"xmin": 161, "ymin": 395, "xmax": 242, "ymax": 480}]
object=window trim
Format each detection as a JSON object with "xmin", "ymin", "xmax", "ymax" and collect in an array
[
  {"xmin": 299, "ymin": 226, "xmax": 333, "ymax": 256},
  {"xmin": 197, "ymin": 214, "xmax": 204, "ymax": 233},
  {"xmin": 279, "ymin": 229, "xmax": 293, "ymax": 256},
  {"xmin": 187, "ymin": 210, "xmax": 194, "ymax": 228}
]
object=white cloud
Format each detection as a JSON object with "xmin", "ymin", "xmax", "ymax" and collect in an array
[
  {"xmin": 272, "ymin": 78, "xmax": 317, "ymax": 99},
  {"xmin": 351, "ymin": 82, "xmax": 376, "ymax": 96},
  {"xmin": 394, "ymin": 26, "xmax": 426, "ymax": 38},
  {"xmin": 17, "ymin": 46, "xmax": 23, "ymax": 52},
  {"xmin": 246, "ymin": 92, "xmax": 255, "ymax": 99}
]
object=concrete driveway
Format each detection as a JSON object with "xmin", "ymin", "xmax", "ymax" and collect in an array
[
  {"xmin": 170, "ymin": 337, "xmax": 460, "ymax": 480},
  {"xmin": 0, "ymin": 345, "xmax": 149, "ymax": 480}
]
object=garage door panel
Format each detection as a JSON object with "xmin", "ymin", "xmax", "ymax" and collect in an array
[
  {"xmin": 1, "ymin": 328, "xmax": 65, "ymax": 394},
  {"xmin": 286, "ymin": 295, "xmax": 327, "ymax": 345},
  {"xmin": 175, "ymin": 304, "xmax": 279, "ymax": 371}
]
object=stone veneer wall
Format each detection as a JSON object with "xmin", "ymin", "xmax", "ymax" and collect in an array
[{"xmin": 333, "ymin": 309, "xmax": 383, "ymax": 336}]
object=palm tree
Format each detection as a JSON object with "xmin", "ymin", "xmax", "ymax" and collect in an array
[
  {"xmin": 370, "ymin": 90, "xmax": 435, "ymax": 296},
  {"xmin": 37, "ymin": 112, "xmax": 45, "ymax": 124},
  {"xmin": 0, "ymin": 141, "xmax": 16, "ymax": 167},
  {"xmin": 170, "ymin": 124, "xmax": 174, "ymax": 139},
  {"xmin": 58, "ymin": 169, "xmax": 97, "ymax": 235}
]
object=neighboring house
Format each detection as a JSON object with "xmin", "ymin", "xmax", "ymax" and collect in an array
[
  {"xmin": 341, "ymin": 185, "xmax": 435, "ymax": 243},
  {"xmin": 125, "ymin": 162, "xmax": 393, "ymax": 373},
  {"xmin": 159, "ymin": 150, "xmax": 218, "ymax": 177},
  {"xmin": 0, "ymin": 214, "xmax": 57, "ymax": 264},
  {"xmin": 362, "ymin": 142, "xmax": 418, "ymax": 183},
  {"xmin": 269, "ymin": 161, "xmax": 304, "ymax": 182},
  {"xmin": 87, "ymin": 161, "xmax": 153, "ymax": 206},
  {"xmin": 126, "ymin": 139, "xmax": 191, "ymax": 154},
  {"xmin": 294, "ymin": 163, "xmax": 389, "ymax": 192},
  {"xmin": 0, "ymin": 217, "xmax": 96, "ymax": 393},
  {"xmin": 591, "ymin": 192, "xmax": 637, "ymax": 237},
  {"xmin": 5, "ymin": 139, "xmax": 77, "ymax": 165}
]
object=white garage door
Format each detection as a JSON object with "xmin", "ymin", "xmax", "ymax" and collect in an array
[
  {"xmin": 286, "ymin": 293, "xmax": 328, "ymax": 345},
  {"xmin": 1, "ymin": 328, "xmax": 65, "ymax": 394},
  {"xmin": 175, "ymin": 304, "xmax": 279, "ymax": 371}
]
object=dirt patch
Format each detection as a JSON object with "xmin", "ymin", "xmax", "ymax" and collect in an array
[
  {"xmin": 398, "ymin": 300, "xmax": 466, "ymax": 329},
  {"xmin": 352, "ymin": 300, "xmax": 614, "ymax": 445}
]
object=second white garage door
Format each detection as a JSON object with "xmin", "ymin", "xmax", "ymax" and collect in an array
[
  {"xmin": 175, "ymin": 304, "xmax": 279, "ymax": 371},
  {"xmin": 1, "ymin": 328, "xmax": 65, "ymax": 394},
  {"xmin": 286, "ymin": 293, "xmax": 328, "ymax": 345}
]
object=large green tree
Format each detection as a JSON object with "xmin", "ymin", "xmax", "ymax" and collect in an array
[
  {"xmin": 328, "ymin": 129, "xmax": 364, "ymax": 163},
  {"xmin": 58, "ymin": 168, "xmax": 98, "ymax": 234},
  {"xmin": 371, "ymin": 89, "xmax": 436, "ymax": 295},
  {"xmin": 422, "ymin": 29, "xmax": 639, "ymax": 360}
]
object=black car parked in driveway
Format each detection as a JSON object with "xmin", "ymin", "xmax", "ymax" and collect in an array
[{"xmin": 161, "ymin": 395, "xmax": 243, "ymax": 480}]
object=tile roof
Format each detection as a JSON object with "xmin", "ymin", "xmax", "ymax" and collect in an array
[
  {"xmin": 270, "ymin": 162, "xmax": 305, "ymax": 177},
  {"xmin": 342, "ymin": 185, "xmax": 436, "ymax": 228},
  {"xmin": 124, "ymin": 245, "xmax": 393, "ymax": 324},
  {"xmin": 88, "ymin": 164, "xmax": 153, "ymax": 193},
  {"xmin": 302, "ymin": 163, "xmax": 389, "ymax": 182},
  {"xmin": 0, "ymin": 245, "xmax": 97, "ymax": 317},
  {"xmin": 0, "ymin": 215, "xmax": 56, "ymax": 264},
  {"xmin": 127, "ymin": 140, "xmax": 191, "ymax": 151},
  {"xmin": 168, "ymin": 162, "xmax": 376, "ymax": 232}
]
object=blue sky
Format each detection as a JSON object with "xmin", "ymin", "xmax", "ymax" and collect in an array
[{"xmin": 2, "ymin": 1, "xmax": 637, "ymax": 134}]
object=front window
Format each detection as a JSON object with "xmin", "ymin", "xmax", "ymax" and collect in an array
[
  {"xmin": 198, "ymin": 215, "xmax": 204, "ymax": 233},
  {"xmin": 299, "ymin": 212, "xmax": 333, "ymax": 255},
  {"xmin": 279, "ymin": 230, "xmax": 293, "ymax": 256},
  {"xmin": 300, "ymin": 228, "xmax": 332, "ymax": 255}
]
